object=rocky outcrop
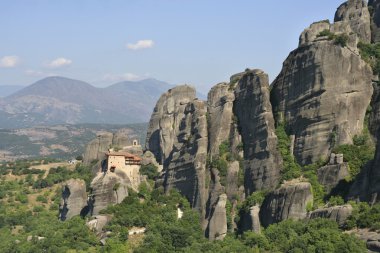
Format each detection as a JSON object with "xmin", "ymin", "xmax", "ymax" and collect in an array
[
  {"xmin": 271, "ymin": 35, "xmax": 373, "ymax": 165},
  {"xmin": 234, "ymin": 69, "xmax": 282, "ymax": 194},
  {"xmin": 207, "ymin": 82, "xmax": 235, "ymax": 158},
  {"xmin": 163, "ymin": 99, "xmax": 208, "ymax": 216},
  {"xmin": 350, "ymin": 228, "xmax": 380, "ymax": 252},
  {"xmin": 207, "ymin": 194, "xmax": 228, "ymax": 241},
  {"xmin": 299, "ymin": 21, "xmax": 331, "ymax": 46},
  {"xmin": 59, "ymin": 179, "xmax": 88, "ymax": 221},
  {"xmin": 334, "ymin": 0, "xmax": 371, "ymax": 43},
  {"xmin": 90, "ymin": 169, "xmax": 134, "ymax": 215},
  {"xmin": 145, "ymin": 85, "xmax": 196, "ymax": 165},
  {"xmin": 369, "ymin": 0, "xmax": 380, "ymax": 43},
  {"xmin": 259, "ymin": 182, "xmax": 313, "ymax": 227},
  {"xmin": 309, "ymin": 204, "xmax": 353, "ymax": 227},
  {"xmin": 239, "ymin": 205, "xmax": 261, "ymax": 233},
  {"xmin": 368, "ymin": 132, "xmax": 380, "ymax": 203},
  {"xmin": 141, "ymin": 150, "xmax": 163, "ymax": 172},
  {"xmin": 86, "ymin": 215, "xmax": 112, "ymax": 234},
  {"xmin": 317, "ymin": 153, "xmax": 350, "ymax": 193},
  {"xmin": 369, "ymin": 83, "xmax": 380, "ymax": 140},
  {"xmin": 83, "ymin": 130, "xmax": 131, "ymax": 165},
  {"xmin": 83, "ymin": 133, "xmax": 113, "ymax": 165}
]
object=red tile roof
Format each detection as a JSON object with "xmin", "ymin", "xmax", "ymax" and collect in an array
[{"xmin": 106, "ymin": 151, "xmax": 142, "ymax": 161}]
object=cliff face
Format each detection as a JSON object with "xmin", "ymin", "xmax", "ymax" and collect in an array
[
  {"xmin": 369, "ymin": 0, "xmax": 380, "ymax": 43},
  {"xmin": 259, "ymin": 182, "xmax": 313, "ymax": 227},
  {"xmin": 334, "ymin": 0, "xmax": 371, "ymax": 43},
  {"xmin": 145, "ymin": 85, "xmax": 196, "ymax": 165},
  {"xmin": 234, "ymin": 69, "xmax": 283, "ymax": 194},
  {"xmin": 163, "ymin": 99, "xmax": 209, "ymax": 218},
  {"xmin": 142, "ymin": 0, "xmax": 378, "ymax": 242},
  {"xmin": 83, "ymin": 130, "xmax": 131, "ymax": 165},
  {"xmin": 271, "ymin": 29, "xmax": 373, "ymax": 165},
  {"xmin": 207, "ymin": 82, "xmax": 236, "ymax": 158},
  {"xmin": 59, "ymin": 179, "xmax": 88, "ymax": 221}
]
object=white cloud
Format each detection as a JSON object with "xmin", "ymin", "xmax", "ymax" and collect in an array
[
  {"xmin": 103, "ymin": 73, "xmax": 142, "ymax": 82},
  {"xmin": 0, "ymin": 56, "xmax": 20, "ymax": 68},
  {"xmin": 126, "ymin": 40, "xmax": 154, "ymax": 50},
  {"xmin": 25, "ymin": 69, "xmax": 55, "ymax": 77},
  {"xmin": 47, "ymin": 57, "xmax": 72, "ymax": 68}
]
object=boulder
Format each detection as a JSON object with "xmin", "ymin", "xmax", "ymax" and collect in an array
[
  {"xmin": 350, "ymin": 228, "xmax": 380, "ymax": 252},
  {"xmin": 309, "ymin": 204, "xmax": 353, "ymax": 226},
  {"xmin": 317, "ymin": 153, "xmax": 350, "ymax": 193},
  {"xmin": 271, "ymin": 37, "xmax": 373, "ymax": 165},
  {"xmin": 259, "ymin": 182, "xmax": 313, "ymax": 227},
  {"xmin": 207, "ymin": 194, "xmax": 228, "ymax": 241},
  {"xmin": 86, "ymin": 215, "xmax": 112, "ymax": 233},
  {"xmin": 234, "ymin": 69, "xmax": 282, "ymax": 194},
  {"xmin": 59, "ymin": 179, "xmax": 88, "ymax": 221}
]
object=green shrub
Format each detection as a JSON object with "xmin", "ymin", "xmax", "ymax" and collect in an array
[
  {"xmin": 358, "ymin": 42, "xmax": 380, "ymax": 75},
  {"xmin": 219, "ymin": 141, "xmax": 230, "ymax": 156},
  {"xmin": 140, "ymin": 164, "xmax": 159, "ymax": 180},
  {"xmin": 275, "ymin": 122, "xmax": 301, "ymax": 181},
  {"xmin": 334, "ymin": 34, "xmax": 349, "ymax": 47},
  {"xmin": 36, "ymin": 195, "xmax": 48, "ymax": 203},
  {"xmin": 328, "ymin": 195, "xmax": 344, "ymax": 206},
  {"xmin": 317, "ymin": 29, "xmax": 335, "ymax": 39}
]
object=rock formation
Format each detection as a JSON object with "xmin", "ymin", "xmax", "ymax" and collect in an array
[
  {"xmin": 368, "ymin": 132, "xmax": 380, "ymax": 203},
  {"xmin": 369, "ymin": 0, "xmax": 380, "ymax": 43},
  {"xmin": 90, "ymin": 167, "xmax": 141, "ymax": 215},
  {"xmin": 145, "ymin": 85, "xmax": 196, "ymax": 165},
  {"xmin": 207, "ymin": 82, "xmax": 235, "ymax": 158},
  {"xmin": 351, "ymin": 228, "xmax": 380, "ymax": 252},
  {"xmin": 83, "ymin": 132, "xmax": 114, "ymax": 165},
  {"xmin": 317, "ymin": 153, "xmax": 350, "ymax": 193},
  {"xmin": 334, "ymin": 0, "xmax": 371, "ymax": 43},
  {"xmin": 369, "ymin": 83, "xmax": 380, "ymax": 140},
  {"xmin": 271, "ymin": 23, "xmax": 373, "ymax": 165},
  {"xmin": 309, "ymin": 204, "xmax": 353, "ymax": 227},
  {"xmin": 163, "ymin": 99, "xmax": 208, "ymax": 216},
  {"xmin": 59, "ymin": 179, "xmax": 88, "ymax": 221},
  {"xmin": 239, "ymin": 205, "xmax": 261, "ymax": 233},
  {"xmin": 83, "ymin": 130, "xmax": 131, "ymax": 165},
  {"xmin": 141, "ymin": 150, "xmax": 163, "ymax": 172},
  {"xmin": 207, "ymin": 194, "xmax": 228, "ymax": 241},
  {"xmin": 259, "ymin": 182, "xmax": 313, "ymax": 227},
  {"xmin": 86, "ymin": 215, "xmax": 112, "ymax": 234},
  {"xmin": 234, "ymin": 69, "xmax": 282, "ymax": 194}
]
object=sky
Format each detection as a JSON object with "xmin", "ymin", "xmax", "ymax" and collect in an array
[{"xmin": 0, "ymin": 0, "xmax": 345, "ymax": 94}]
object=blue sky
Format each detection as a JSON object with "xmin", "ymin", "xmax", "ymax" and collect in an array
[{"xmin": 0, "ymin": 0, "xmax": 345, "ymax": 94}]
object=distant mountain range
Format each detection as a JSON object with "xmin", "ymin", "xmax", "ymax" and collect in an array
[
  {"xmin": 0, "ymin": 85, "xmax": 25, "ymax": 97},
  {"xmin": 0, "ymin": 77, "xmax": 206, "ymax": 128}
]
